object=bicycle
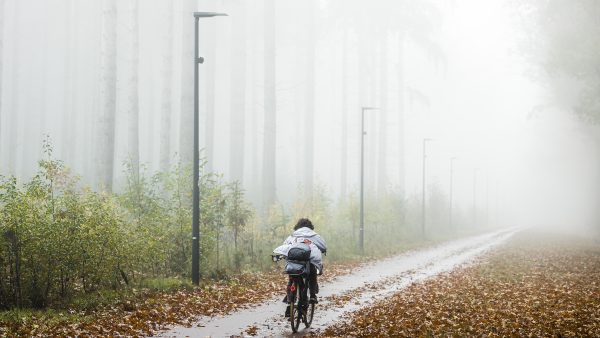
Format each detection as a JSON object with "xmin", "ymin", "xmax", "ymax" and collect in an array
[{"xmin": 272, "ymin": 254, "xmax": 316, "ymax": 333}]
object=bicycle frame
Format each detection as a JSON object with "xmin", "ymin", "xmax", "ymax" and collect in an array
[{"xmin": 287, "ymin": 270, "xmax": 309, "ymax": 306}]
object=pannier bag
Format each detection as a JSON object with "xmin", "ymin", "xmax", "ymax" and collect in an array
[
  {"xmin": 285, "ymin": 260, "xmax": 308, "ymax": 276},
  {"xmin": 287, "ymin": 242, "xmax": 311, "ymax": 261}
]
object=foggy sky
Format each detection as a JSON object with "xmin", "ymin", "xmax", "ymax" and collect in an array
[{"xmin": 0, "ymin": 0, "xmax": 598, "ymax": 233}]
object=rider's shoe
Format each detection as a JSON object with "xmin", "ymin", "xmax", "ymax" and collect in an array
[{"xmin": 309, "ymin": 295, "xmax": 318, "ymax": 304}]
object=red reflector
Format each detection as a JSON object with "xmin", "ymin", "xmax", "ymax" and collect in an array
[{"xmin": 290, "ymin": 284, "xmax": 296, "ymax": 292}]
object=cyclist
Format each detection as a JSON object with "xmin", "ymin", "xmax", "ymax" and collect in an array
[{"xmin": 277, "ymin": 218, "xmax": 327, "ymax": 305}]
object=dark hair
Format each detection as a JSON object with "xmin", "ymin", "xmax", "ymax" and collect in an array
[{"xmin": 294, "ymin": 218, "xmax": 314, "ymax": 231}]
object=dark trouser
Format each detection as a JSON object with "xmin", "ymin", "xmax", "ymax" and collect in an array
[{"xmin": 308, "ymin": 264, "xmax": 319, "ymax": 297}]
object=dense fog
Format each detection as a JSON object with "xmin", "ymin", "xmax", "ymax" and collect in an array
[{"xmin": 0, "ymin": 0, "xmax": 598, "ymax": 234}]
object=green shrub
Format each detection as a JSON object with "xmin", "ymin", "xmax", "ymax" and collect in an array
[{"xmin": 0, "ymin": 141, "xmax": 481, "ymax": 310}]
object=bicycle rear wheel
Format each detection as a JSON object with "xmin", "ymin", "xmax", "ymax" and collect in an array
[{"xmin": 289, "ymin": 283, "xmax": 302, "ymax": 333}]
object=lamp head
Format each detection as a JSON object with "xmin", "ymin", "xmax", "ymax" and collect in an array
[{"xmin": 194, "ymin": 12, "xmax": 228, "ymax": 18}]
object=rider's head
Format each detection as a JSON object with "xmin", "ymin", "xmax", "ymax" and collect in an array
[{"xmin": 294, "ymin": 218, "xmax": 314, "ymax": 231}]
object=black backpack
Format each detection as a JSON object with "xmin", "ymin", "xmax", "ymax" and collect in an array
[{"xmin": 287, "ymin": 242, "xmax": 311, "ymax": 261}]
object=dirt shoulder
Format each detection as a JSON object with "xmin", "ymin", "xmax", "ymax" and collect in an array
[{"xmin": 320, "ymin": 231, "xmax": 600, "ymax": 337}]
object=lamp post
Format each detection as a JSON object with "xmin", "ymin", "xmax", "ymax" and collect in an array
[
  {"xmin": 485, "ymin": 172, "xmax": 490, "ymax": 228},
  {"xmin": 192, "ymin": 11, "xmax": 227, "ymax": 286},
  {"xmin": 359, "ymin": 106, "xmax": 378, "ymax": 254},
  {"xmin": 421, "ymin": 138, "xmax": 432, "ymax": 238},
  {"xmin": 449, "ymin": 157, "xmax": 457, "ymax": 231},
  {"xmin": 494, "ymin": 179, "xmax": 499, "ymax": 227},
  {"xmin": 472, "ymin": 167, "xmax": 479, "ymax": 228}
]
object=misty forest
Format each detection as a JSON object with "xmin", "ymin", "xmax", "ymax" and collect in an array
[{"xmin": 0, "ymin": 0, "xmax": 599, "ymax": 336}]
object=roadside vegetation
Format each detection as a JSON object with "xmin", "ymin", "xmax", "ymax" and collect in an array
[
  {"xmin": 320, "ymin": 231, "xmax": 600, "ymax": 337},
  {"xmin": 0, "ymin": 141, "xmax": 480, "ymax": 336}
]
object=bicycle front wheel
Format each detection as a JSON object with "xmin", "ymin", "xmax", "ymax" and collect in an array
[{"xmin": 304, "ymin": 302, "xmax": 315, "ymax": 328}]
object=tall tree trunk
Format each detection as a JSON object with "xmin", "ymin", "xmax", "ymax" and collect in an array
[
  {"xmin": 229, "ymin": 1, "xmax": 246, "ymax": 183},
  {"xmin": 367, "ymin": 35, "xmax": 377, "ymax": 194},
  {"xmin": 128, "ymin": 0, "xmax": 140, "ymax": 177},
  {"xmin": 262, "ymin": 0, "xmax": 276, "ymax": 209},
  {"xmin": 7, "ymin": 0, "xmax": 19, "ymax": 174},
  {"xmin": 247, "ymin": 5, "xmax": 259, "ymax": 203},
  {"xmin": 303, "ymin": 0, "xmax": 316, "ymax": 199},
  {"xmin": 98, "ymin": 0, "xmax": 117, "ymax": 191},
  {"xmin": 160, "ymin": 0, "xmax": 174, "ymax": 173},
  {"xmin": 358, "ymin": 22, "xmax": 379, "ymax": 195},
  {"xmin": 62, "ymin": 0, "xmax": 77, "ymax": 165},
  {"xmin": 340, "ymin": 29, "xmax": 348, "ymax": 198},
  {"xmin": 377, "ymin": 32, "xmax": 388, "ymax": 196},
  {"xmin": 239, "ymin": 4, "xmax": 255, "ymax": 200},
  {"xmin": 397, "ymin": 32, "xmax": 406, "ymax": 201},
  {"xmin": 83, "ymin": 3, "xmax": 101, "ymax": 188},
  {"xmin": 0, "ymin": 0, "xmax": 4, "ymax": 145},
  {"xmin": 179, "ymin": 0, "xmax": 195, "ymax": 165},
  {"xmin": 14, "ymin": 235, "xmax": 21, "ymax": 308},
  {"xmin": 38, "ymin": 0, "xmax": 49, "ymax": 157},
  {"xmin": 204, "ymin": 14, "xmax": 217, "ymax": 173},
  {"xmin": 357, "ymin": 26, "xmax": 367, "ymax": 157}
]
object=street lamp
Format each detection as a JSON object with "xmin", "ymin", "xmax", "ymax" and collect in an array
[
  {"xmin": 192, "ymin": 11, "xmax": 227, "ymax": 286},
  {"xmin": 359, "ymin": 106, "xmax": 378, "ymax": 254},
  {"xmin": 422, "ymin": 138, "xmax": 432, "ymax": 238},
  {"xmin": 449, "ymin": 157, "xmax": 457, "ymax": 231}
]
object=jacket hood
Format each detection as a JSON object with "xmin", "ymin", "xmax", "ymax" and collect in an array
[{"xmin": 292, "ymin": 227, "xmax": 317, "ymax": 237}]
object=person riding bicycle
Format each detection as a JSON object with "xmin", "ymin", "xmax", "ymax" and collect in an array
[{"xmin": 275, "ymin": 218, "xmax": 327, "ymax": 305}]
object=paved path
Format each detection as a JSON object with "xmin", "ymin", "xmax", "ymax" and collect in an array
[{"xmin": 159, "ymin": 229, "xmax": 517, "ymax": 337}]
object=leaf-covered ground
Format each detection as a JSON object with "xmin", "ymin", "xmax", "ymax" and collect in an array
[
  {"xmin": 320, "ymin": 231, "xmax": 600, "ymax": 337},
  {"xmin": 0, "ymin": 262, "xmax": 358, "ymax": 337}
]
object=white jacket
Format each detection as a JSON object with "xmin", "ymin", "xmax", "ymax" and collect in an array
[{"xmin": 273, "ymin": 227, "xmax": 327, "ymax": 270}]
